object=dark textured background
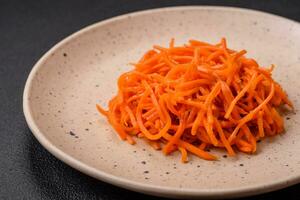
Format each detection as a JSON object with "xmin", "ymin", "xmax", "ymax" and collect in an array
[{"xmin": 1, "ymin": 0, "xmax": 300, "ymax": 199}]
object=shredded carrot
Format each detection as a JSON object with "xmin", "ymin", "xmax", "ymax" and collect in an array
[
  {"xmin": 178, "ymin": 147, "xmax": 188, "ymax": 163},
  {"xmin": 96, "ymin": 38, "xmax": 293, "ymax": 162}
]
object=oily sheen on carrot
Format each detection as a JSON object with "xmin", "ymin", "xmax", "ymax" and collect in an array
[{"xmin": 96, "ymin": 38, "xmax": 293, "ymax": 163}]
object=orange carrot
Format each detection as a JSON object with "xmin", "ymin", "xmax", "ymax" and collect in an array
[
  {"xmin": 178, "ymin": 147, "xmax": 188, "ymax": 163},
  {"xmin": 96, "ymin": 38, "xmax": 292, "ymax": 162}
]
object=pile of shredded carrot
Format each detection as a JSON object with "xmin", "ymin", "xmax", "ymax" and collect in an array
[{"xmin": 96, "ymin": 38, "xmax": 293, "ymax": 162}]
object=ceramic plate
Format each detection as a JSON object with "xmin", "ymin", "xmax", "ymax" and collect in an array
[{"xmin": 23, "ymin": 6, "xmax": 300, "ymax": 199}]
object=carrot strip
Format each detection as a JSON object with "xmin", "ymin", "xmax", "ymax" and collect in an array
[
  {"xmin": 96, "ymin": 104, "xmax": 108, "ymax": 116},
  {"xmin": 225, "ymin": 73, "xmax": 257, "ymax": 119},
  {"xmin": 126, "ymin": 135, "xmax": 136, "ymax": 145},
  {"xmin": 163, "ymin": 118, "xmax": 186, "ymax": 154},
  {"xmin": 178, "ymin": 147, "xmax": 188, "ymax": 163},
  {"xmin": 229, "ymin": 83, "xmax": 275, "ymax": 143},
  {"xmin": 199, "ymin": 142, "xmax": 207, "ymax": 150},
  {"xmin": 258, "ymin": 111, "xmax": 264, "ymax": 137},
  {"xmin": 215, "ymin": 120, "xmax": 235, "ymax": 156}
]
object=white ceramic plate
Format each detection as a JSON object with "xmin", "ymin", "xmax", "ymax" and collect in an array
[{"xmin": 23, "ymin": 6, "xmax": 300, "ymax": 199}]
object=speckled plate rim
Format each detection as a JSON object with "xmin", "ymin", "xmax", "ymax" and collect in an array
[{"xmin": 23, "ymin": 6, "xmax": 300, "ymax": 199}]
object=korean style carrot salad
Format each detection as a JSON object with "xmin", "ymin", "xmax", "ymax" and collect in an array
[{"xmin": 96, "ymin": 38, "xmax": 293, "ymax": 162}]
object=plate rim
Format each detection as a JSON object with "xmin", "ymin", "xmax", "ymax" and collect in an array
[{"xmin": 23, "ymin": 6, "xmax": 300, "ymax": 198}]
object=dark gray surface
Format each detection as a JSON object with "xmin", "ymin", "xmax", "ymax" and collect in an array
[{"xmin": 1, "ymin": 0, "xmax": 300, "ymax": 199}]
